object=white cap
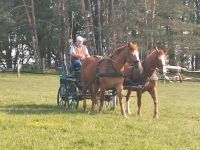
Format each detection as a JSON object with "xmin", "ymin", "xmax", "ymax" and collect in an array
[{"xmin": 76, "ymin": 36, "xmax": 84, "ymax": 42}]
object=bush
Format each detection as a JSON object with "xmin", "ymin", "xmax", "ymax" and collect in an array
[{"xmin": 21, "ymin": 64, "xmax": 40, "ymax": 73}]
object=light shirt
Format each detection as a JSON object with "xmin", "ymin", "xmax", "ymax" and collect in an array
[{"xmin": 69, "ymin": 44, "xmax": 90, "ymax": 57}]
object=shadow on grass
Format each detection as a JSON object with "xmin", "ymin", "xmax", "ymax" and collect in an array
[{"xmin": 0, "ymin": 104, "xmax": 87, "ymax": 115}]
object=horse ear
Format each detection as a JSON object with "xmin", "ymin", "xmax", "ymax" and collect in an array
[
  {"xmin": 155, "ymin": 46, "xmax": 159, "ymax": 52},
  {"xmin": 128, "ymin": 42, "xmax": 137, "ymax": 50}
]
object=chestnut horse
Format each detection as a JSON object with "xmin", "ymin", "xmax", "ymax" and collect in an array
[
  {"xmin": 80, "ymin": 42, "xmax": 143, "ymax": 117},
  {"xmin": 123, "ymin": 47, "xmax": 167, "ymax": 118}
]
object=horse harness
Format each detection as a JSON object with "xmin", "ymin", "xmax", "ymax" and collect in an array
[
  {"xmin": 124, "ymin": 62, "xmax": 159, "ymax": 90},
  {"xmin": 95, "ymin": 44, "xmax": 139, "ymax": 78},
  {"xmin": 124, "ymin": 75, "xmax": 158, "ymax": 90},
  {"xmin": 95, "ymin": 57, "xmax": 124, "ymax": 78}
]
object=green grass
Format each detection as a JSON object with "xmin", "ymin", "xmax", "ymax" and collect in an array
[{"xmin": 0, "ymin": 73, "xmax": 200, "ymax": 150}]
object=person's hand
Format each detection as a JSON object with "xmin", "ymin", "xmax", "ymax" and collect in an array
[{"xmin": 80, "ymin": 55, "xmax": 85, "ymax": 60}]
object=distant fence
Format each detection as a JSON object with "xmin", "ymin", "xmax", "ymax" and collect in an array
[{"xmin": 159, "ymin": 67, "xmax": 200, "ymax": 83}]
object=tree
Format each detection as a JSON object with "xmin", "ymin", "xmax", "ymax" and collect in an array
[
  {"xmin": 22, "ymin": 0, "xmax": 41, "ymax": 69},
  {"xmin": 1, "ymin": 0, "xmax": 200, "ymax": 71}
]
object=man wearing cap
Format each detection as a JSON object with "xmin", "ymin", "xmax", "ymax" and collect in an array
[{"xmin": 69, "ymin": 36, "xmax": 90, "ymax": 70}]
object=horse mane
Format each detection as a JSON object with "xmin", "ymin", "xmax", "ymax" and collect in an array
[
  {"xmin": 141, "ymin": 50, "xmax": 157, "ymax": 66},
  {"xmin": 108, "ymin": 41, "xmax": 137, "ymax": 58},
  {"xmin": 147, "ymin": 48, "xmax": 165, "ymax": 58},
  {"xmin": 113, "ymin": 44, "xmax": 128, "ymax": 55},
  {"xmin": 142, "ymin": 48, "xmax": 165, "ymax": 66}
]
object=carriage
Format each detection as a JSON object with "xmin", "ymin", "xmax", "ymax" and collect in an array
[
  {"xmin": 56, "ymin": 42, "xmax": 141, "ymax": 116},
  {"xmin": 56, "ymin": 42, "xmax": 166, "ymax": 118},
  {"xmin": 56, "ymin": 61, "xmax": 117, "ymax": 110}
]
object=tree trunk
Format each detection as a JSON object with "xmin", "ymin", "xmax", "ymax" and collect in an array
[
  {"xmin": 144, "ymin": 0, "xmax": 149, "ymax": 51},
  {"xmin": 59, "ymin": 0, "xmax": 64, "ymax": 61},
  {"xmin": 46, "ymin": 52, "xmax": 51, "ymax": 68},
  {"xmin": 110, "ymin": 0, "xmax": 116, "ymax": 50},
  {"xmin": 64, "ymin": 1, "xmax": 70, "ymax": 57},
  {"xmin": 104, "ymin": 0, "xmax": 109, "ymax": 24},
  {"xmin": 13, "ymin": 43, "xmax": 20, "ymax": 69},
  {"xmin": 124, "ymin": 0, "xmax": 128, "ymax": 43},
  {"xmin": 195, "ymin": 0, "xmax": 200, "ymax": 24},
  {"xmin": 22, "ymin": 0, "xmax": 41, "ymax": 69},
  {"xmin": 191, "ymin": 55, "xmax": 195, "ymax": 70},
  {"xmin": 195, "ymin": 53, "xmax": 200, "ymax": 70},
  {"xmin": 150, "ymin": 0, "xmax": 156, "ymax": 50},
  {"xmin": 85, "ymin": 0, "xmax": 96, "ymax": 54},
  {"xmin": 79, "ymin": 0, "xmax": 93, "ymax": 54},
  {"xmin": 101, "ymin": 0, "xmax": 109, "ymax": 53},
  {"xmin": 96, "ymin": 0, "xmax": 103, "ymax": 55},
  {"xmin": 31, "ymin": 0, "xmax": 41, "ymax": 68},
  {"xmin": 5, "ymin": 33, "xmax": 12, "ymax": 68},
  {"xmin": 60, "ymin": 0, "xmax": 69, "ymax": 60},
  {"xmin": 57, "ymin": 0, "xmax": 62, "ymax": 61}
]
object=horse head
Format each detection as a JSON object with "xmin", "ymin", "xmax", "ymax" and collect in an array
[
  {"xmin": 127, "ymin": 42, "xmax": 143, "ymax": 74},
  {"xmin": 155, "ymin": 47, "xmax": 167, "ymax": 74}
]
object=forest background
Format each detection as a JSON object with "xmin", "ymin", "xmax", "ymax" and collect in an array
[{"xmin": 0, "ymin": 0, "xmax": 200, "ymax": 72}]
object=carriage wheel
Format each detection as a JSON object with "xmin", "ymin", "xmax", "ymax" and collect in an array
[
  {"xmin": 57, "ymin": 84, "xmax": 67, "ymax": 106},
  {"xmin": 110, "ymin": 95, "xmax": 118, "ymax": 110},
  {"xmin": 66, "ymin": 82, "xmax": 79, "ymax": 110}
]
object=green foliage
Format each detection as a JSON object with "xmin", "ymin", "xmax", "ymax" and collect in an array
[
  {"xmin": 0, "ymin": 74, "xmax": 200, "ymax": 149},
  {"xmin": 20, "ymin": 64, "xmax": 40, "ymax": 73},
  {"xmin": 0, "ymin": 0, "xmax": 200, "ymax": 69}
]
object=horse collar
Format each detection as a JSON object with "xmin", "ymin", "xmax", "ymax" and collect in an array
[{"xmin": 95, "ymin": 58, "xmax": 124, "ymax": 78}]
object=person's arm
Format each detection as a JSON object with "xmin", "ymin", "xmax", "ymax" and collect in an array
[{"xmin": 85, "ymin": 46, "xmax": 90, "ymax": 57}]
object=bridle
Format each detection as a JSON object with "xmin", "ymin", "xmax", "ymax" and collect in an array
[
  {"xmin": 126, "ymin": 48, "xmax": 140, "ymax": 68},
  {"xmin": 107, "ymin": 46, "xmax": 138, "ymax": 66}
]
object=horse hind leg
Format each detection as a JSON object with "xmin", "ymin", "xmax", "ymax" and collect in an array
[
  {"xmin": 117, "ymin": 86, "xmax": 127, "ymax": 118},
  {"xmin": 99, "ymin": 89, "xmax": 105, "ymax": 112},
  {"xmin": 126, "ymin": 89, "xmax": 132, "ymax": 114}
]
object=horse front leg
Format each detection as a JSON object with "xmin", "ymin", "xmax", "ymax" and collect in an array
[
  {"xmin": 126, "ymin": 89, "xmax": 132, "ymax": 114},
  {"xmin": 117, "ymin": 86, "xmax": 127, "ymax": 118},
  {"xmin": 99, "ymin": 88, "xmax": 105, "ymax": 112},
  {"xmin": 136, "ymin": 90, "xmax": 142, "ymax": 116},
  {"xmin": 82, "ymin": 87, "xmax": 87, "ymax": 111},
  {"xmin": 149, "ymin": 88, "xmax": 158, "ymax": 118},
  {"xmin": 91, "ymin": 84, "xmax": 99, "ymax": 111}
]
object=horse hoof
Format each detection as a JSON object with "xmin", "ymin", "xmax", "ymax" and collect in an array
[
  {"xmin": 124, "ymin": 114, "xmax": 128, "ymax": 118},
  {"xmin": 88, "ymin": 110, "xmax": 95, "ymax": 115},
  {"xmin": 126, "ymin": 111, "xmax": 132, "ymax": 114},
  {"xmin": 110, "ymin": 107, "xmax": 116, "ymax": 111},
  {"xmin": 153, "ymin": 115, "xmax": 158, "ymax": 118}
]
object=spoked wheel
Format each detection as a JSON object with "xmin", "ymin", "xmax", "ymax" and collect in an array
[
  {"xmin": 66, "ymin": 81, "xmax": 79, "ymax": 110},
  {"xmin": 110, "ymin": 95, "xmax": 118, "ymax": 110},
  {"xmin": 107, "ymin": 89, "xmax": 118, "ymax": 110},
  {"xmin": 57, "ymin": 84, "xmax": 67, "ymax": 106}
]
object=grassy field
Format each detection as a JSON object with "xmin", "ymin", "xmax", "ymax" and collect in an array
[{"xmin": 0, "ymin": 73, "xmax": 200, "ymax": 150}]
